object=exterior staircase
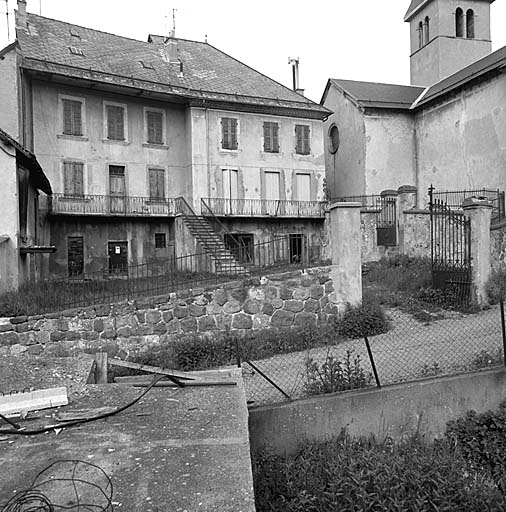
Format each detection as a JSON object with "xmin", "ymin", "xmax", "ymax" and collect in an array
[{"xmin": 181, "ymin": 214, "xmax": 248, "ymax": 276}]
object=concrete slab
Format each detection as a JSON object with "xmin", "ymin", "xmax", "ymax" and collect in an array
[{"xmin": 0, "ymin": 369, "xmax": 255, "ymax": 512}]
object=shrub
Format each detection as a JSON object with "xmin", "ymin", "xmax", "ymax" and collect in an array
[
  {"xmin": 304, "ymin": 350, "xmax": 371, "ymax": 396},
  {"xmin": 471, "ymin": 349, "xmax": 503, "ymax": 370},
  {"xmin": 337, "ymin": 301, "xmax": 390, "ymax": 338},
  {"xmin": 253, "ymin": 434, "xmax": 505, "ymax": 512},
  {"xmin": 446, "ymin": 400, "xmax": 506, "ymax": 492},
  {"xmin": 420, "ymin": 361, "xmax": 442, "ymax": 377},
  {"xmin": 486, "ymin": 265, "xmax": 506, "ymax": 304}
]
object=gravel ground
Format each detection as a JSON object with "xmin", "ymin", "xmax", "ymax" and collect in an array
[{"xmin": 243, "ymin": 305, "xmax": 503, "ymax": 406}]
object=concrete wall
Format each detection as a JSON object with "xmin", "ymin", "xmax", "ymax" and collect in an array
[
  {"xmin": 363, "ymin": 112, "xmax": 416, "ymax": 195},
  {"xmin": 190, "ymin": 108, "xmax": 325, "ymax": 212},
  {"xmin": 49, "ymin": 218, "xmax": 176, "ymax": 276},
  {"xmin": 32, "ymin": 81, "xmax": 190, "ymax": 201},
  {"xmin": 0, "ymin": 267, "xmax": 341, "ymax": 356},
  {"xmin": 322, "ymin": 85, "xmax": 365, "ymax": 199},
  {"xmin": 415, "ymin": 75, "xmax": 506, "ymax": 207},
  {"xmin": 249, "ymin": 368, "xmax": 506, "ymax": 456},
  {"xmin": 0, "ymin": 140, "xmax": 20, "ymax": 294},
  {"xmin": 0, "ymin": 47, "xmax": 20, "ymax": 140}
]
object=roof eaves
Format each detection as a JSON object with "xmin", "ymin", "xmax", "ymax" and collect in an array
[
  {"xmin": 21, "ymin": 57, "xmax": 329, "ymax": 116},
  {"xmin": 404, "ymin": 0, "xmax": 431, "ymax": 22},
  {"xmin": 328, "ymin": 79, "xmax": 363, "ymax": 110},
  {"xmin": 0, "ymin": 41, "xmax": 18, "ymax": 59}
]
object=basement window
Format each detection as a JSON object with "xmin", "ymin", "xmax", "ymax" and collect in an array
[{"xmin": 68, "ymin": 46, "xmax": 85, "ymax": 56}]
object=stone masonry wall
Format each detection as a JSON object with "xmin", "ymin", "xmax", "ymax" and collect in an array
[
  {"xmin": 0, "ymin": 267, "xmax": 340, "ymax": 357},
  {"xmin": 491, "ymin": 220, "xmax": 506, "ymax": 270}
]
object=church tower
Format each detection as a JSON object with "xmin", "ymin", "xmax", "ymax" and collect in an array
[{"xmin": 405, "ymin": 0, "xmax": 494, "ymax": 86}]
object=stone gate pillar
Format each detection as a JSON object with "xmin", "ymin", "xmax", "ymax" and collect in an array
[
  {"xmin": 329, "ymin": 202, "xmax": 362, "ymax": 308},
  {"xmin": 462, "ymin": 197, "xmax": 493, "ymax": 305}
]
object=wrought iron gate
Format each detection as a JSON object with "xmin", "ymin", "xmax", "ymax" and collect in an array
[
  {"xmin": 376, "ymin": 196, "xmax": 397, "ymax": 246},
  {"xmin": 429, "ymin": 186, "xmax": 472, "ymax": 304}
]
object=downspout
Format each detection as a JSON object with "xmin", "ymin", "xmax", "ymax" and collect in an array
[
  {"xmin": 205, "ymin": 106, "xmax": 210, "ymax": 215},
  {"xmin": 414, "ymin": 118, "xmax": 420, "ymax": 208}
]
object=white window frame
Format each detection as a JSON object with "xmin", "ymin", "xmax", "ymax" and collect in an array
[
  {"xmin": 58, "ymin": 94, "xmax": 87, "ymax": 139},
  {"xmin": 143, "ymin": 106, "xmax": 167, "ymax": 146},
  {"xmin": 219, "ymin": 116, "xmax": 240, "ymax": 152},
  {"xmin": 103, "ymin": 101, "xmax": 128, "ymax": 142}
]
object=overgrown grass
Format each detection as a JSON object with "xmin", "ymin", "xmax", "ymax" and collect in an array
[
  {"xmin": 363, "ymin": 255, "xmax": 479, "ymax": 320},
  {"xmin": 253, "ymin": 432, "xmax": 505, "ymax": 511}
]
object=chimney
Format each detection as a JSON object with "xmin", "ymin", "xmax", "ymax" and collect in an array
[
  {"xmin": 288, "ymin": 57, "xmax": 304, "ymax": 96},
  {"xmin": 164, "ymin": 30, "xmax": 178, "ymax": 63},
  {"xmin": 16, "ymin": 0, "xmax": 28, "ymax": 29}
]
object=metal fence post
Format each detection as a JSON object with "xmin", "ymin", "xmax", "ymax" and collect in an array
[
  {"xmin": 500, "ymin": 299, "xmax": 506, "ymax": 367},
  {"xmin": 363, "ymin": 334, "xmax": 381, "ymax": 388}
]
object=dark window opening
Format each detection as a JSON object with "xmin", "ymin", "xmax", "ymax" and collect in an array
[
  {"xmin": 328, "ymin": 124, "xmax": 340, "ymax": 154},
  {"xmin": 221, "ymin": 117, "xmax": 238, "ymax": 150},
  {"xmin": 466, "ymin": 9, "xmax": 475, "ymax": 38},
  {"xmin": 62, "ymin": 99, "xmax": 83, "ymax": 136},
  {"xmin": 418, "ymin": 21, "xmax": 424, "ymax": 48},
  {"xmin": 289, "ymin": 234, "xmax": 304, "ymax": 264},
  {"xmin": 263, "ymin": 121, "xmax": 279, "ymax": 153},
  {"xmin": 63, "ymin": 161, "xmax": 84, "ymax": 197},
  {"xmin": 224, "ymin": 233, "xmax": 254, "ymax": 263},
  {"xmin": 155, "ymin": 233, "xmax": 167, "ymax": 249},
  {"xmin": 295, "ymin": 124, "xmax": 310, "ymax": 155},
  {"xmin": 424, "ymin": 16, "xmax": 430, "ymax": 45},
  {"xmin": 456, "ymin": 8, "xmax": 464, "ymax": 37},
  {"xmin": 146, "ymin": 110, "xmax": 163, "ymax": 144},
  {"xmin": 106, "ymin": 105, "xmax": 125, "ymax": 140},
  {"xmin": 68, "ymin": 236, "xmax": 84, "ymax": 276}
]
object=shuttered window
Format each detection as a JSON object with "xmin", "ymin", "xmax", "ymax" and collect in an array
[
  {"xmin": 295, "ymin": 125, "xmax": 310, "ymax": 155},
  {"xmin": 146, "ymin": 110, "xmax": 164, "ymax": 144},
  {"xmin": 221, "ymin": 117, "xmax": 238, "ymax": 150},
  {"xmin": 106, "ymin": 105, "xmax": 125, "ymax": 140},
  {"xmin": 263, "ymin": 122, "xmax": 279, "ymax": 153},
  {"xmin": 149, "ymin": 168, "xmax": 165, "ymax": 200},
  {"xmin": 62, "ymin": 99, "xmax": 83, "ymax": 136},
  {"xmin": 63, "ymin": 162, "xmax": 84, "ymax": 197}
]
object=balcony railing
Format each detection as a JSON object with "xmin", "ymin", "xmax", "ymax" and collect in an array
[
  {"xmin": 201, "ymin": 198, "xmax": 327, "ymax": 218},
  {"xmin": 50, "ymin": 194, "xmax": 179, "ymax": 217}
]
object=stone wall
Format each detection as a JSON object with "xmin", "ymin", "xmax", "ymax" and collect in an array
[
  {"xmin": 0, "ymin": 267, "xmax": 340, "ymax": 357},
  {"xmin": 491, "ymin": 220, "xmax": 506, "ymax": 270},
  {"xmin": 402, "ymin": 211, "xmax": 431, "ymax": 259}
]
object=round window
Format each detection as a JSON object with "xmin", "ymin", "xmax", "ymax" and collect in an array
[{"xmin": 328, "ymin": 124, "xmax": 340, "ymax": 154}]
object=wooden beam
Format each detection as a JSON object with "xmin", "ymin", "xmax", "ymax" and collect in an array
[
  {"xmin": 95, "ymin": 352, "xmax": 108, "ymax": 384},
  {"xmin": 0, "ymin": 388, "xmax": 68, "ymax": 416},
  {"xmin": 106, "ymin": 358, "xmax": 209, "ymax": 381}
]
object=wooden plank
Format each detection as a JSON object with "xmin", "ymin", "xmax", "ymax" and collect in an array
[
  {"xmin": 0, "ymin": 387, "xmax": 68, "ymax": 416},
  {"xmin": 95, "ymin": 352, "xmax": 108, "ymax": 384},
  {"xmin": 114, "ymin": 376, "xmax": 236, "ymax": 387},
  {"xmin": 56, "ymin": 407, "xmax": 116, "ymax": 422},
  {"xmin": 106, "ymin": 358, "xmax": 209, "ymax": 381}
]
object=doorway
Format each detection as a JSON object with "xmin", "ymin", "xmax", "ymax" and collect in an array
[
  {"xmin": 108, "ymin": 241, "xmax": 128, "ymax": 275},
  {"xmin": 109, "ymin": 165, "xmax": 126, "ymax": 214}
]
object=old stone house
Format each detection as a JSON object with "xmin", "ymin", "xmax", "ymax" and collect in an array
[
  {"xmin": 0, "ymin": 0, "xmax": 329, "ymax": 280},
  {"xmin": 322, "ymin": 0, "xmax": 505, "ymax": 208}
]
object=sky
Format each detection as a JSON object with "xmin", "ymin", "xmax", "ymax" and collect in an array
[{"xmin": 1, "ymin": 0, "xmax": 505, "ymax": 103}]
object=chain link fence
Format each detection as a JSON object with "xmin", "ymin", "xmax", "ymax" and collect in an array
[{"xmin": 239, "ymin": 301, "xmax": 506, "ymax": 407}]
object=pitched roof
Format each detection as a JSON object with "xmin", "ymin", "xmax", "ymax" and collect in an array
[
  {"xmin": 325, "ymin": 79, "xmax": 425, "ymax": 110},
  {"xmin": 417, "ymin": 44, "xmax": 506, "ymax": 107},
  {"xmin": 16, "ymin": 13, "xmax": 328, "ymax": 118},
  {"xmin": 0, "ymin": 128, "xmax": 52, "ymax": 194}
]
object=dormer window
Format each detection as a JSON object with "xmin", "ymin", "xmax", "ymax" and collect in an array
[
  {"xmin": 68, "ymin": 46, "xmax": 84, "ymax": 56},
  {"xmin": 140, "ymin": 60, "xmax": 155, "ymax": 70},
  {"xmin": 69, "ymin": 29, "xmax": 81, "ymax": 39}
]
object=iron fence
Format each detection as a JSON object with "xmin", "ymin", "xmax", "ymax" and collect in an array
[
  {"xmin": 239, "ymin": 301, "xmax": 506, "ymax": 407},
  {"xmin": 333, "ymin": 194, "xmax": 384, "ymax": 212},
  {"xmin": 18, "ymin": 236, "xmax": 326, "ymax": 315},
  {"xmin": 50, "ymin": 194, "xmax": 179, "ymax": 217},
  {"xmin": 430, "ymin": 188, "xmax": 505, "ymax": 223},
  {"xmin": 201, "ymin": 198, "xmax": 327, "ymax": 218}
]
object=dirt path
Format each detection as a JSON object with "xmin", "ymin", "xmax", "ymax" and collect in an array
[{"xmin": 243, "ymin": 305, "xmax": 503, "ymax": 405}]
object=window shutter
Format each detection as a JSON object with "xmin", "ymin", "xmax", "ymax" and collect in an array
[
  {"xmin": 74, "ymin": 163, "xmax": 84, "ymax": 196},
  {"xmin": 230, "ymin": 118, "xmax": 238, "ymax": 149},
  {"xmin": 295, "ymin": 125, "xmax": 302, "ymax": 154},
  {"xmin": 147, "ymin": 111, "xmax": 163, "ymax": 144},
  {"xmin": 303, "ymin": 126, "xmax": 310, "ymax": 154},
  {"xmin": 272, "ymin": 123, "xmax": 279, "ymax": 152},
  {"xmin": 222, "ymin": 118, "xmax": 230, "ymax": 149},
  {"xmin": 149, "ymin": 168, "xmax": 165, "ymax": 199},
  {"xmin": 73, "ymin": 102, "xmax": 83, "ymax": 136},
  {"xmin": 63, "ymin": 100, "xmax": 72, "ymax": 134},
  {"xmin": 263, "ymin": 122, "xmax": 270, "ymax": 152},
  {"xmin": 107, "ymin": 106, "xmax": 124, "ymax": 140},
  {"xmin": 64, "ymin": 162, "xmax": 72, "ymax": 196}
]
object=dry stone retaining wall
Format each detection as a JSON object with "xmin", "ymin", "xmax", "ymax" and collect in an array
[{"xmin": 0, "ymin": 267, "xmax": 341, "ymax": 357}]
